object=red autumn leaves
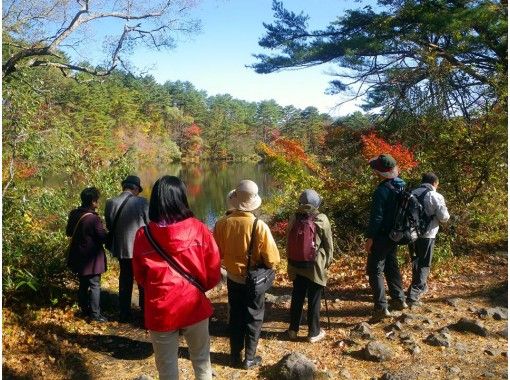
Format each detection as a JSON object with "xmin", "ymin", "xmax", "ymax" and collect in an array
[{"xmin": 361, "ymin": 132, "xmax": 418, "ymax": 172}]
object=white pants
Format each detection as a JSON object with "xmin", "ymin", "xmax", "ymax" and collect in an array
[{"xmin": 150, "ymin": 318, "xmax": 212, "ymax": 380}]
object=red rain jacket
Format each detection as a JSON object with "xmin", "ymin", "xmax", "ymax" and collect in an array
[{"xmin": 133, "ymin": 218, "xmax": 221, "ymax": 332}]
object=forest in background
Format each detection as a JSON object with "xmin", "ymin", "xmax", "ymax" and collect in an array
[{"xmin": 2, "ymin": 0, "xmax": 507, "ymax": 306}]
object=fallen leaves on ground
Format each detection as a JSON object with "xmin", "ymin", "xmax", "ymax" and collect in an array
[{"xmin": 3, "ymin": 253, "xmax": 508, "ymax": 379}]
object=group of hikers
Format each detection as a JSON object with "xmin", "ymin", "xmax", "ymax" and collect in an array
[{"xmin": 65, "ymin": 153, "xmax": 450, "ymax": 380}]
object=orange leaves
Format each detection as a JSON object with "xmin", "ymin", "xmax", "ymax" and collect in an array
[
  {"xmin": 15, "ymin": 161, "xmax": 38, "ymax": 179},
  {"xmin": 361, "ymin": 132, "xmax": 418, "ymax": 171},
  {"xmin": 260, "ymin": 138, "xmax": 319, "ymax": 172},
  {"xmin": 184, "ymin": 123, "xmax": 201, "ymax": 138}
]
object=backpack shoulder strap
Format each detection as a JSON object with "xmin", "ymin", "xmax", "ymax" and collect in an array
[{"xmin": 416, "ymin": 186, "xmax": 432, "ymax": 203}]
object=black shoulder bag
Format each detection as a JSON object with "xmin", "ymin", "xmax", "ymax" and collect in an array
[
  {"xmin": 245, "ymin": 218, "xmax": 275, "ymax": 298},
  {"xmin": 144, "ymin": 225, "xmax": 206, "ymax": 293},
  {"xmin": 105, "ymin": 194, "xmax": 133, "ymax": 252}
]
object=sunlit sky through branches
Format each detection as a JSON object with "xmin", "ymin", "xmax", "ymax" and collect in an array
[{"xmin": 72, "ymin": 0, "xmax": 377, "ymax": 116}]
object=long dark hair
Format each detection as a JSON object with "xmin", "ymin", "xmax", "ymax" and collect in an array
[{"xmin": 149, "ymin": 176, "xmax": 194, "ymax": 223}]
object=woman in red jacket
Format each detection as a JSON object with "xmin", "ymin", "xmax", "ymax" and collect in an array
[{"xmin": 133, "ymin": 176, "xmax": 221, "ymax": 380}]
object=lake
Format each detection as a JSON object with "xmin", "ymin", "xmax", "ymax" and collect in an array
[{"xmin": 138, "ymin": 162, "xmax": 274, "ymax": 229}]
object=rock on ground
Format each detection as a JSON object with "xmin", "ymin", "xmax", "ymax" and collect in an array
[
  {"xmin": 364, "ymin": 341, "xmax": 394, "ymax": 362},
  {"xmin": 450, "ymin": 318, "xmax": 489, "ymax": 337},
  {"xmin": 271, "ymin": 351, "xmax": 317, "ymax": 380}
]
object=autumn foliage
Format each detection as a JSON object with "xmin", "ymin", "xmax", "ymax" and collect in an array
[
  {"xmin": 259, "ymin": 138, "xmax": 319, "ymax": 172},
  {"xmin": 361, "ymin": 132, "xmax": 418, "ymax": 171},
  {"xmin": 270, "ymin": 220, "xmax": 288, "ymax": 238}
]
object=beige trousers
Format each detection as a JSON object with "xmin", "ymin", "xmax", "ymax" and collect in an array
[{"xmin": 150, "ymin": 318, "xmax": 212, "ymax": 380}]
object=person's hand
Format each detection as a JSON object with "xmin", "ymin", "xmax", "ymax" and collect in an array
[{"xmin": 365, "ymin": 238, "xmax": 373, "ymax": 254}]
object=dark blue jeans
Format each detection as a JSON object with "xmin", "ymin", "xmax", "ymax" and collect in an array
[
  {"xmin": 366, "ymin": 237, "xmax": 405, "ymax": 310},
  {"xmin": 78, "ymin": 274, "xmax": 101, "ymax": 318},
  {"xmin": 289, "ymin": 275, "xmax": 323, "ymax": 337},
  {"xmin": 407, "ymin": 238, "xmax": 435, "ymax": 302},
  {"xmin": 227, "ymin": 278, "xmax": 265, "ymax": 362}
]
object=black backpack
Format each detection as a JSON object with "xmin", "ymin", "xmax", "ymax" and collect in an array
[{"xmin": 386, "ymin": 183, "xmax": 432, "ymax": 245}]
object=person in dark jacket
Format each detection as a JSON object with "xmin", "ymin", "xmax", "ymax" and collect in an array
[
  {"xmin": 105, "ymin": 175, "xmax": 149, "ymax": 323},
  {"xmin": 365, "ymin": 154, "xmax": 407, "ymax": 320},
  {"xmin": 66, "ymin": 187, "xmax": 108, "ymax": 322}
]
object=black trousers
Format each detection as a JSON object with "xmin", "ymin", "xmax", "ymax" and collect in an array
[
  {"xmin": 366, "ymin": 237, "xmax": 405, "ymax": 310},
  {"xmin": 78, "ymin": 274, "xmax": 101, "ymax": 318},
  {"xmin": 118, "ymin": 258, "xmax": 144, "ymax": 319},
  {"xmin": 289, "ymin": 275, "xmax": 323, "ymax": 337},
  {"xmin": 407, "ymin": 238, "xmax": 435, "ymax": 302},
  {"xmin": 227, "ymin": 278, "xmax": 265, "ymax": 361}
]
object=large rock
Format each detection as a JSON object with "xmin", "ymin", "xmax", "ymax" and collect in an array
[
  {"xmin": 479, "ymin": 307, "xmax": 508, "ymax": 320},
  {"xmin": 364, "ymin": 341, "xmax": 394, "ymax": 362},
  {"xmin": 450, "ymin": 318, "xmax": 489, "ymax": 337},
  {"xmin": 384, "ymin": 321, "xmax": 403, "ymax": 332},
  {"xmin": 424, "ymin": 332, "xmax": 451, "ymax": 347},
  {"xmin": 351, "ymin": 322, "xmax": 374, "ymax": 340},
  {"xmin": 271, "ymin": 352, "xmax": 317, "ymax": 380}
]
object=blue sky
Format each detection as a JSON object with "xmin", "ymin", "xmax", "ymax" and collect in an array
[{"xmin": 127, "ymin": 0, "xmax": 365, "ymax": 116}]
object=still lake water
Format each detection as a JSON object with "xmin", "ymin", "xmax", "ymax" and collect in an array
[{"xmin": 138, "ymin": 162, "xmax": 274, "ymax": 229}]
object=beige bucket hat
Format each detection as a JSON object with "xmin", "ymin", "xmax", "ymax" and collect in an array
[{"xmin": 229, "ymin": 180, "xmax": 262, "ymax": 212}]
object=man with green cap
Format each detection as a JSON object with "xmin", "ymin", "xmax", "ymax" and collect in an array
[{"xmin": 365, "ymin": 154, "xmax": 408, "ymax": 320}]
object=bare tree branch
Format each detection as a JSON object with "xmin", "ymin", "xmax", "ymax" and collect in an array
[{"xmin": 3, "ymin": 0, "xmax": 200, "ymax": 78}]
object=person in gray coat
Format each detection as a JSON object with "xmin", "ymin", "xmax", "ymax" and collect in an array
[
  {"xmin": 407, "ymin": 172, "xmax": 450, "ymax": 306},
  {"xmin": 105, "ymin": 175, "xmax": 149, "ymax": 323}
]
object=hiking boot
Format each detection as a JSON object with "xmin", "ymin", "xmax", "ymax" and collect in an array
[
  {"xmin": 243, "ymin": 355, "xmax": 262, "ymax": 370},
  {"xmin": 287, "ymin": 329, "xmax": 298, "ymax": 340},
  {"xmin": 390, "ymin": 299, "xmax": 408, "ymax": 311},
  {"xmin": 308, "ymin": 329, "xmax": 326, "ymax": 343},
  {"xmin": 372, "ymin": 308, "xmax": 391, "ymax": 321}
]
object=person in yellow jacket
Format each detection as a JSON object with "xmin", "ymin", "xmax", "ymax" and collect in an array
[{"xmin": 214, "ymin": 180, "xmax": 280, "ymax": 370}]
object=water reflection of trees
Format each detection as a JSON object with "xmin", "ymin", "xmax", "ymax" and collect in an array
[{"xmin": 139, "ymin": 162, "xmax": 273, "ymax": 228}]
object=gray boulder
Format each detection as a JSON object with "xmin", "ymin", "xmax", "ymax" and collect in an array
[
  {"xmin": 351, "ymin": 322, "xmax": 374, "ymax": 340},
  {"xmin": 271, "ymin": 352, "xmax": 317, "ymax": 380},
  {"xmin": 424, "ymin": 332, "xmax": 451, "ymax": 347},
  {"xmin": 450, "ymin": 318, "xmax": 489, "ymax": 337},
  {"xmin": 364, "ymin": 341, "xmax": 394, "ymax": 362},
  {"xmin": 479, "ymin": 307, "xmax": 508, "ymax": 320}
]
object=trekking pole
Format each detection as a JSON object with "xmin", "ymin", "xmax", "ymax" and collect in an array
[{"xmin": 323, "ymin": 287, "xmax": 331, "ymax": 330}]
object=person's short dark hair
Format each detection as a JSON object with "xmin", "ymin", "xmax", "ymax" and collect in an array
[
  {"xmin": 149, "ymin": 176, "xmax": 194, "ymax": 223},
  {"xmin": 422, "ymin": 172, "xmax": 439, "ymax": 185},
  {"xmin": 81, "ymin": 187, "xmax": 100, "ymax": 207}
]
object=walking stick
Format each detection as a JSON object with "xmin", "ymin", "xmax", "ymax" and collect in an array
[{"xmin": 323, "ymin": 287, "xmax": 331, "ymax": 330}]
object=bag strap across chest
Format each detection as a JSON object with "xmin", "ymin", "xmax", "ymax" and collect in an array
[{"xmin": 246, "ymin": 218, "xmax": 259, "ymax": 270}]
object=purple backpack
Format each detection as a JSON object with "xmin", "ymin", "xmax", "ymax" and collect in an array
[{"xmin": 287, "ymin": 213, "xmax": 317, "ymax": 268}]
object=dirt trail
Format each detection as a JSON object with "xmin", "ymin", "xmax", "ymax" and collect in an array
[{"xmin": 3, "ymin": 253, "xmax": 508, "ymax": 380}]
